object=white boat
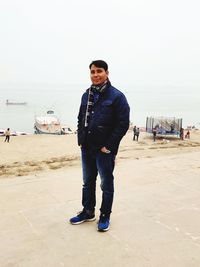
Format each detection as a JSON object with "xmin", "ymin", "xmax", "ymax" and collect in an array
[
  {"xmin": 34, "ymin": 110, "xmax": 62, "ymax": 135},
  {"xmin": 0, "ymin": 129, "xmax": 28, "ymax": 136},
  {"xmin": 0, "ymin": 129, "xmax": 5, "ymax": 136},
  {"xmin": 6, "ymin": 99, "xmax": 27, "ymax": 105}
]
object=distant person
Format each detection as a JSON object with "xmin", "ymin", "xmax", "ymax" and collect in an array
[
  {"xmin": 4, "ymin": 128, "xmax": 10, "ymax": 143},
  {"xmin": 152, "ymin": 128, "xmax": 157, "ymax": 142},
  {"xmin": 135, "ymin": 127, "xmax": 140, "ymax": 141},
  {"xmin": 69, "ymin": 60, "xmax": 130, "ymax": 232},
  {"xmin": 133, "ymin": 125, "xmax": 136, "ymax": 140},
  {"xmin": 185, "ymin": 130, "xmax": 190, "ymax": 139},
  {"xmin": 180, "ymin": 128, "xmax": 184, "ymax": 140}
]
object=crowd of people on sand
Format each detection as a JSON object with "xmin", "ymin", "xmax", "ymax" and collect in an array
[
  {"xmin": 133, "ymin": 126, "xmax": 157, "ymax": 142},
  {"xmin": 132, "ymin": 125, "xmax": 191, "ymax": 142},
  {"xmin": 1, "ymin": 125, "xmax": 192, "ymax": 145},
  {"xmin": 133, "ymin": 125, "xmax": 157, "ymax": 142}
]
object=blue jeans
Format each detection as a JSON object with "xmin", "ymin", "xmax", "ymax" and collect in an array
[{"xmin": 81, "ymin": 148, "xmax": 116, "ymax": 216}]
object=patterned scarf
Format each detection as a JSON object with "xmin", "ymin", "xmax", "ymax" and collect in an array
[
  {"xmin": 84, "ymin": 80, "xmax": 109, "ymax": 127},
  {"xmin": 91, "ymin": 80, "xmax": 108, "ymax": 93}
]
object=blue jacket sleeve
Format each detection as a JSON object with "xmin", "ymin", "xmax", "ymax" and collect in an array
[{"xmin": 104, "ymin": 93, "xmax": 130, "ymax": 151}]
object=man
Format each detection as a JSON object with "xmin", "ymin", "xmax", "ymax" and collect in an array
[
  {"xmin": 152, "ymin": 127, "xmax": 157, "ymax": 142},
  {"xmin": 135, "ymin": 127, "xmax": 140, "ymax": 141},
  {"xmin": 133, "ymin": 125, "xmax": 136, "ymax": 141},
  {"xmin": 180, "ymin": 127, "xmax": 184, "ymax": 140},
  {"xmin": 69, "ymin": 60, "xmax": 130, "ymax": 232},
  {"xmin": 4, "ymin": 128, "xmax": 10, "ymax": 143}
]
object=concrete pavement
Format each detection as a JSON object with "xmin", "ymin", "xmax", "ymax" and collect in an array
[{"xmin": 1, "ymin": 151, "xmax": 200, "ymax": 267}]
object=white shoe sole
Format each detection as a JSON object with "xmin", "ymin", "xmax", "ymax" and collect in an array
[
  {"xmin": 97, "ymin": 225, "xmax": 110, "ymax": 232},
  {"xmin": 70, "ymin": 217, "xmax": 96, "ymax": 225}
]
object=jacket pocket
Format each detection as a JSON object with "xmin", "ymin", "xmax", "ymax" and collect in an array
[{"xmin": 100, "ymin": 100, "xmax": 113, "ymax": 115}]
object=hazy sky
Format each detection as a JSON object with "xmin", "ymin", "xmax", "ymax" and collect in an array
[{"xmin": 0, "ymin": 0, "xmax": 200, "ymax": 87}]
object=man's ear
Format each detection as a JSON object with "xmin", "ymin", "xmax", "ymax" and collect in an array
[{"xmin": 106, "ymin": 70, "xmax": 109, "ymax": 76}]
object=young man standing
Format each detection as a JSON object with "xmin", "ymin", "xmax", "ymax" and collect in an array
[{"xmin": 69, "ymin": 60, "xmax": 130, "ymax": 232}]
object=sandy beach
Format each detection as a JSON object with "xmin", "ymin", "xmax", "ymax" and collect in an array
[
  {"xmin": 1, "ymin": 130, "xmax": 200, "ymax": 177},
  {"xmin": 1, "ymin": 130, "xmax": 200, "ymax": 266}
]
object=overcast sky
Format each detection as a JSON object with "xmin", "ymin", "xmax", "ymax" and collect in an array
[{"xmin": 0, "ymin": 0, "xmax": 200, "ymax": 87}]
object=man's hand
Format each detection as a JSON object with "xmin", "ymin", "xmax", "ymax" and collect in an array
[{"xmin": 100, "ymin": 147, "xmax": 111, "ymax": 154}]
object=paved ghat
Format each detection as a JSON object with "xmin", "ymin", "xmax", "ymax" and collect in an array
[{"xmin": 0, "ymin": 151, "xmax": 200, "ymax": 267}]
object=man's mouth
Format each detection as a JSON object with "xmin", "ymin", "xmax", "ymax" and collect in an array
[{"xmin": 94, "ymin": 79, "xmax": 101, "ymax": 83}]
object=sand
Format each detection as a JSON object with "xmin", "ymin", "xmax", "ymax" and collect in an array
[
  {"xmin": 0, "ymin": 130, "xmax": 200, "ymax": 266},
  {"xmin": 0, "ymin": 130, "xmax": 200, "ymax": 177}
]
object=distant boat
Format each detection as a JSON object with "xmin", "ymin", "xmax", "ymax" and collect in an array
[
  {"xmin": 61, "ymin": 125, "xmax": 75, "ymax": 135},
  {"xmin": 34, "ymin": 110, "xmax": 62, "ymax": 135},
  {"xmin": 0, "ymin": 129, "xmax": 5, "ymax": 136},
  {"xmin": 6, "ymin": 99, "xmax": 27, "ymax": 105},
  {"xmin": 0, "ymin": 129, "xmax": 28, "ymax": 136}
]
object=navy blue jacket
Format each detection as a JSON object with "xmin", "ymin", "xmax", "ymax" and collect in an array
[{"xmin": 77, "ymin": 83, "xmax": 130, "ymax": 155}]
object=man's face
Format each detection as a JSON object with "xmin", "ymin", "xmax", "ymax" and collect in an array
[{"xmin": 90, "ymin": 64, "xmax": 109, "ymax": 85}]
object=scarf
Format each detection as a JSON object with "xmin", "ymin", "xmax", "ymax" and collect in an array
[
  {"xmin": 84, "ymin": 80, "xmax": 110, "ymax": 127},
  {"xmin": 91, "ymin": 80, "xmax": 108, "ymax": 93}
]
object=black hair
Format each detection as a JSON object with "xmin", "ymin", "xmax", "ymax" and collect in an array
[{"xmin": 89, "ymin": 60, "xmax": 108, "ymax": 71}]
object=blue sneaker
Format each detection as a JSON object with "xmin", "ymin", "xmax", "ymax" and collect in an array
[
  {"xmin": 97, "ymin": 214, "xmax": 110, "ymax": 232},
  {"xmin": 69, "ymin": 210, "xmax": 95, "ymax": 225}
]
